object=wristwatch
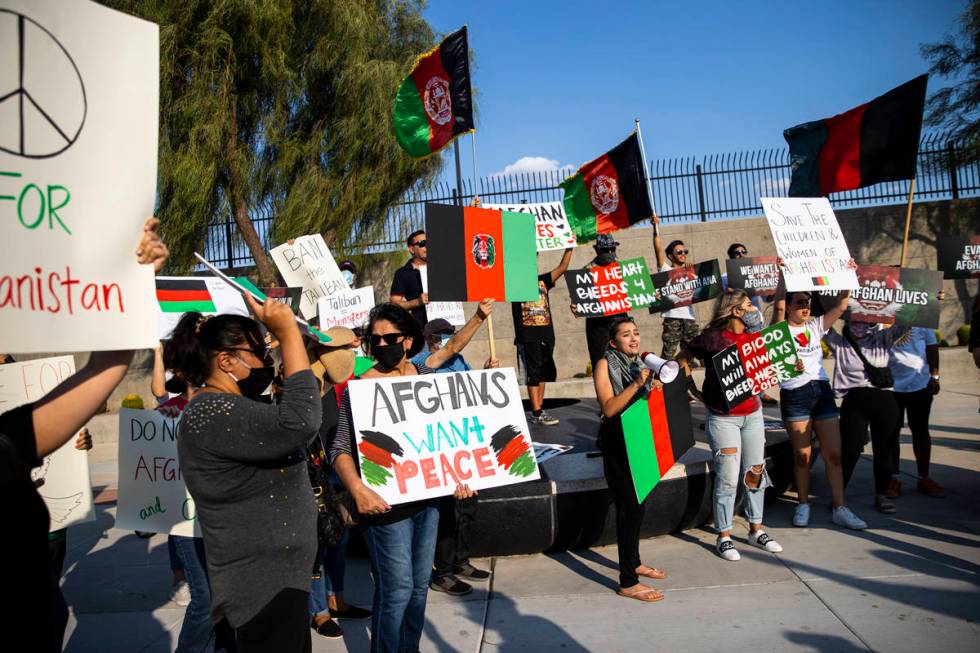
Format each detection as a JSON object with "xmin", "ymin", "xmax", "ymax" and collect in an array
[{"xmin": 931, "ymin": 374, "xmax": 940, "ymax": 381}]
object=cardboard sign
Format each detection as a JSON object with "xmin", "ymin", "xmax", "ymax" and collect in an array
[
  {"xmin": 937, "ymin": 235, "xmax": 980, "ymax": 279},
  {"xmin": 810, "ymin": 265, "xmax": 943, "ymax": 328},
  {"xmin": 270, "ymin": 235, "xmax": 350, "ymax": 319},
  {"xmin": 0, "ymin": 356, "xmax": 95, "ymax": 531},
  {"xmin": 647, "ymin": 260, "xmax": 722, "ymax": 314},
  {"xmin": 0, "ymin": 0, "xmax": 160, "ymax": 353},
  {"xmin": 115, "ymin": 409, "xmax": 199, "ymax": 536},
  {"xmin": 725, "ymin": 256, "xmax": 780, "ymax": 297},
  {"xmin": 155, "ymin": 276, "xmax": 249, "ymax": 339},
  {"xmin": 564, "ymin": 258, "xmax": 656, "ymax": 317},
  {"xmin": 712, "ymin": 322, "xmax": 801, "ymax": 409},
  {"xmin": 761, "ymin": 197, "xmax": 859, "ymax": 292},
  {"xmin": 483, "ymin": 201, "xmax": 578, "ymax": 252},
  {"xmin": 319, "ymin": 287, "xmax": 375, "ymax": 331},
  {"xmin": 347, "ymin": 368, "xmax": 540, "ymax": 505},
  {"xmin": 420, "ymin": 265, "xmax": 466, "ymax": 326}
]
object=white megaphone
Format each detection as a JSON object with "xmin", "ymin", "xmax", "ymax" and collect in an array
[{"xmin": 640, "ymin": 352, "xmax": 680, "ymax": 384}]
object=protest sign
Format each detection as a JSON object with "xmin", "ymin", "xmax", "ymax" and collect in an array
[
  {"xmin": 420, "ymin": 265, "xmax": 466, "ymax": 326},
  {"xmin": 810, "ymin": 265, "xmax": 943, "ymax": 328},
  {"xmin": 319, "ymin": 287, "xmax": 375, "ymax": 330},
  {"xmin": 937, "ymin": 235, "xmax": 980, "ymax": 279},
  {"xmin": 483, "ymin": 201, "xmax": 578, "ymax": 252},
  {"xmin": 712, "ymin": 322, "xmax": 801, "ymax": 409},
  {"xmin": 647, "ymin": 260, "xmax": 722, "ymax": 314},
  {"xmin": 761, "ymin": 197, "xmax": 859, "ymax": 292},
  {"xmin": 155, "ymin": 276, "xmax": 249, "ymax": 339},
  {"xmin": 233, "ymin": 277, "xmax": 302, "ymax": 314},
  {"xmin": 347, "ymin": 368, "xmax": 540, "ymax": 505},
  {"xmin": 270, "ymin": 235, "xmax": 350, "ymax": 320},
  {"xmin": 564, "ymin": 257, "xmax": 656, "ymax": 317},
  {"xmin": 725, "ymin": 256, "xmax": 780, "ymax": 297},
  {"xmin": 116, "ymin": 408, "xmax": 199, "ymax": 536},
  {"xmin": 0, "ymin": 356, "xmax": 94, "ymax": 531},
  {"xmin": 0, "ymin": 0, "xmax": 160, "ymax": 353}
]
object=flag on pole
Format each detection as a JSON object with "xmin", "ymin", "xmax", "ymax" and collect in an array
[
  {"xmin": 392, "ymin": 26, "xmax": 474, "ymax": 158},
  {"xmin": 559, "ymin": 133, "xmax": 653, "ymax": 243},
  {"xmin": 785, "ymin": 75, "xmax": 928, "ymax": 197}
]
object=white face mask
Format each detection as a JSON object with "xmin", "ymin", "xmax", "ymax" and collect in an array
[
  {"xmin": 341, "ymin": 270, "xmax": 355, "ymax": 286},
  {"xmin": 439, "ymin": 333, "xmax": 452, "ymax": 347}
]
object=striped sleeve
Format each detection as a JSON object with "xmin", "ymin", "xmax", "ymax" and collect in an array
[{"xmin": 328, "ymin": 388, "xmax": 354, "ymax": 465}]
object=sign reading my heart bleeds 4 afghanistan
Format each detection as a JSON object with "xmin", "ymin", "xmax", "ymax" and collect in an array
[
  {"xmin": 564, "ymin": 258, "xmax": 656, "ymax": 317},
  {"xmin": 810, "ymin": 265, "xmax": 943, "ymax": 329},
  {"xmin": 712, "ymin": 322, "xmax": 802, "ymax": 409}
]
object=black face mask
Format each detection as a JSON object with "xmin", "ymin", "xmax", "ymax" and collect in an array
[
  {"xmin": 595, "ymin": 250, "xmax": 616, "ymax": 266},
  {"xmin": 373, "ymin": 342, "xmax": 406, "ymax": 371},
  {"xmin": 234, "ymin": 364, "xmax": 276, "ymax": 400}
]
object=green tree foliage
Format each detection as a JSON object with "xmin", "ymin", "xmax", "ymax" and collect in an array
[
  {"xmin": 101, "ymin": 0, "xmax": 442, "ymax": 283},
  {"xmin": 921, "ymin": 0, "xmax": 980, "ymax": 166}
]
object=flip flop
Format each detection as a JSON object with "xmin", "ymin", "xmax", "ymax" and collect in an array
[
  {"xmin": 636, "ymin": 565, "xmax": 667, "ymax": 580},
  {"xmin": 617, "ymin": 586, "xmax": 664, "ymax": 602}
]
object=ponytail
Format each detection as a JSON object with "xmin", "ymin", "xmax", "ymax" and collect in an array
[{"xmin": 164, "ymin": 312, "xmax": 263, "ymax": 386}]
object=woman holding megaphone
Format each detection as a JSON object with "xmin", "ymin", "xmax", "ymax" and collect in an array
[
  {"xmin": 677, "ymin": 291, "xmax": 784, "ymax": 561},
  {"xmin": 593, "ymin": 316, "xmax": 669, "ymax": 602}
]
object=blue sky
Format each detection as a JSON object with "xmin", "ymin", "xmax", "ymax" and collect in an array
[{"xmin": 422, "ymin": 0, "xmax": 966, "ymax": 182}]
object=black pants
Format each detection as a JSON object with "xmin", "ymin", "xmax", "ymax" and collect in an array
[
  {"xmin": 433, "ymin": 495, "xmax": 476, "ymax": 578},
  {"xmin": 236, "ymin": 588, "xmax": 311, "ymax": 653},
  {"xmin": 891, "ymin": 387, "xmax": 935, "ymax": 478},
  {"xmin": 49, "ymin": 531, "xmax": 67, "ymax": 578},
  {"xmin": 840, "ymin": 387, "xmax": 900, "ymax": 495},
  {"xmin": 586, "ymin": 314, "xmax": 627, "ymax": 368},
  {"xmin": 600, "ymin": 419, "xmax": 646, "ymax": 588}
]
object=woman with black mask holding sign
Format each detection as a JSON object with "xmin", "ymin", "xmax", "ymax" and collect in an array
[
  {"xmin": 329, "ymin": 300, "xmax": 490, "ymax": 653},
  {"xmin": 172, "ymin": 295, "xmax": 322, "ymax": 653}
]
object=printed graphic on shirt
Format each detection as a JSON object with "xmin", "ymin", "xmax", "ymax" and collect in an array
[
  {"xmin": 794, "ymin": 327, "xmax": 812, "ymax": 349},
  {"xmin": 521, "ymin": 280, "xmax": 552, "ymax": 327}
]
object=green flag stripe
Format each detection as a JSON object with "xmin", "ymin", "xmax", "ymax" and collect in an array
[
  {"xmin": 160, "ymin": 300, "xmax": 217, "ymax": 313},
  {"xmin": 560, "ymin": 174, "xmax": 598, "ymax": 243},
  {"xmin": 501, "ymin": 210, "xmax": 540, "ymax": 301},
  {"xmin": 234, "ymin": 277, "xmax": 267, "ymax": 301},
  {"xmin": 392, "ymin": 76, "xmax": 432, "ymax": 157},
  {"xmin": 621, "ymin": 399, "xmax": 661, "ymax": 503}
]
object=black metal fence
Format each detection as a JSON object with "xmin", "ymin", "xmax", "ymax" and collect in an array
[{"xmin": 202, "ymin": 131, "xmax": 978, "ymax": 267}]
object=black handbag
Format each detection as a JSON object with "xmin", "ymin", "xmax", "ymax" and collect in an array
[
  {"xmin": 842, "ymin": 325, "xmax": 894, "ymax": 389},
  {"xmin": 307, "ymin": 436, "xmax": 350, "ymax": 547}
]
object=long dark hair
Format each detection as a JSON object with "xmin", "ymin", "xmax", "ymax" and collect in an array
[
  {"xmin": 364, "ymin": 303, "xmax": 424, "ymax": 358},
  {"xmin": 165, "ymin": 313, "xmax": 264, "ymax": 386}
]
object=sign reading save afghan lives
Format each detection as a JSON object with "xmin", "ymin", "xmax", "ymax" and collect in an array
[
  {"xmin": 937, "ymin": 235, "xmax": 980, "ymax": 279},
  {"xmin": 725, "ymin": 256, "xmax": 780, "ymax": 297},
  {"xmin": 319, "ymin": 287, "xmax": 376, "ymax": 330},
  {"xmin": 483, "ymin": 201, "xmax": 578, "ymax": 252},
  {"xmin": 810, "ymin": 265, "xmax": 943, "ymax": 329},
  {"xmin": 564, "ymin": 257, "xmax": 656, "ymax": 317},
  {"xmin": 116, "ymin": 409, "xmax": 199, "ymax": 536},
  {"xmin": 347, "ymin": 368, "xmax": 540, "ymax": 505},
  {"xmin": 712, "ymin": 322, "xmax": 802, "ymax": 409},
  {"xmin": 270, "ymin": 235, "xmax": 350, "ymax": 320},
  {"xmin": 647, "ymin": 260, "xmax": 723, "ymax": 314},
  {"xmin": 0, "ymin": 355, "xmax": 95, "ymax": 531},
  {"xmin": 761, "ymin": 197, "xmax": 859, "ymax": 292},
  {"xmin": 0, "ymin": 0, "xmax": 160, "ymax": 352}
]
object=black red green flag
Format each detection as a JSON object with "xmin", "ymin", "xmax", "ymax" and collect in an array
[
  {"xmin": 425, "ymin": 203, "xmax": 539, "ymax": 302},
  {"xmin": 156, "ymin": 278, "xmax": 215, "ymax": 313},
  {"xmin": 392, "ymin": 26, "xmax": 474, "ymax": 158},
  {"xmin": 785, "ymin": 75, "xmax": 928, "ymax": 197},
  {"xmin": 560, "ymin": 133, "xmax": 653, "ymax": 243}
]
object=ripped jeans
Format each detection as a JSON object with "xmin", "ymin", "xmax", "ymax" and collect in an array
[{"xmin": 705, "ymin": 409, "xmax": 770, "ymax": 533}]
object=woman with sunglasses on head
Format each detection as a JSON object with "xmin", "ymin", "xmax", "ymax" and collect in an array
[
  {"xmin": 329, "ymin": 301, "xmax": 491, "ymax": 653},
  {"xmin": 677, "ymin": 291, "xmax": 783, "ymax": 561},
  {"xmin": 172, "ymin": 294, "xmax": 322, "ymax": 653},
  {"xmin": 593, "ymin": 316, "xmax": 668, "ymax": 603}
]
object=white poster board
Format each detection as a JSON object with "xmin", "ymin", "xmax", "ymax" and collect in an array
[
  {"xmin": 483, "ymin": 201, "xmax": 578, "ymax": 252},
  {"xmin": 347, "ymin": 368, "xmax": 540, "ymax": 505},
  {"xmin": 419, "ymin": 265, "xmax": 466, "ymax": 326},
  {"xmin": 0, "ymin": 0, "xmax": 159, "ymax": 353},
  {"xmin": 270, "ymin": 235, "xmax": 350, "ymax": 320},
  {"xmin": 115, "ymin": 408, "xmax": 199, "ymax": 536},
  {"xmin": 0, "ymin": 356, "xmax": 94, "ymax": 531},
  {"xmin": 318, "ymin": 286, "xmax": 375, "ymax": 330},
  {"xmin": 155, "ymin": 276, "xmax": 250, "ymax": 340},
  {"xmin": 761, "ymin": 197, "xmax": 859, "ymax": 292}
]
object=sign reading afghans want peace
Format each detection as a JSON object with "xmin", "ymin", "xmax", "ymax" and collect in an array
[
  {"xmin": 647, "ymin": 260, "xmax": 723, "ymax": 314},
  {"xmin": 712, "ymin": 322, "xmax": 802, "ymax": 409},
  {"xmin": 564, "ymin": 258, "xmax": 656, "ymax": 317},
  {"xmin": 937, "ymin": 235, "xmax": 980, "ymax": 279},
  {"xmin": 761, "ymin": 197, "xmax": 859, "ymax": 292},
  {"xmin": 270, "ymin": 235, "xmax": 351, "ymax": 320},
  {"xmin": 0, "ymin": 0, "xmax": 160, "ymax": 352},
  {"xmin": 483, "ymin": 201, "xmax": 578, "ymax": 252},
  {"xmin": 347, "ymin": 368, "xmax": 540, "ymax": 505}
]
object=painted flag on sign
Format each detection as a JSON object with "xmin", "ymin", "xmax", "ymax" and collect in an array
[{"xmin": 156, "ymin": 279, "xmax": 216, "ymax": 313}]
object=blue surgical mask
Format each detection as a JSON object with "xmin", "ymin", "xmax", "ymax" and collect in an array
[
  {"xmin": 341, "ymin": 270, "xmax": 354, "ymax": 286},
  {"xmin": 438, "ymin": 334, "xmax": 452, "ymax": 347},
  {"xmin": 742, "ymin": 308, "xmax": 764, "ymax": 333}
]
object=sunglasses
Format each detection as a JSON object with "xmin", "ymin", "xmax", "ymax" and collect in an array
[
  {"xmin": 226, "ymin": 345, "xmax": 270, "ymax": 360},
  {"xmin": 596, "ymin": 246, "xmax": 616, "ymax": 253},
  {"xmin": 411, "ymin": 239, "xmax": 427, "ymax": 248},
  {"xmin": 733, "ymin": 249, "xmax": 748, "ymax": 256},
  {"xmin": 672, "ymin": 249, "xmax": 689, "ymax": 256},
  {"xmin": 370, "ymin": 333, "xmax": 407, "ymax": 346}
]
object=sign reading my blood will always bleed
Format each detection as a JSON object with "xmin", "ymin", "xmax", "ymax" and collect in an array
[
  {"xmin": 712, "ymin": 322, "xmax": 802, "ymax": 410},
  {"xmin": 564, "ymin": 257, "xmax": 656, "ymax": 317},
  {"xmin": 347, "ymin": 368, "xmax": 540, "ymax": 505}
]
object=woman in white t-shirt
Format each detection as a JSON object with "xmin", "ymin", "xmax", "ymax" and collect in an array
[{"xmin": 772, "ymin": 287, "xmax": 867, "ymax": 531}]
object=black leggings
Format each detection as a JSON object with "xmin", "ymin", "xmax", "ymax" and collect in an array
[
  {"xmin": 891, "ymin": 387, "xmax": 934, "ymax": 478},
  {"xmin": 601, "ymin": 419, "xmax": 646, "ymax": 588},
  {"xmin": 840, "ymin": 387, "xmax": 900, "ymax": 495},
  {"xmin": 236, "ymin": 588, "xmax": 311, "ymax": 653}
]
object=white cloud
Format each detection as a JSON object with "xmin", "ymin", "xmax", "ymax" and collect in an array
[
  {"xmin": 755, "ymin": 175, "xmax": 791, "ymax": 196},
  {"xmin": 491, "ymin": 156, "xmax": 573, "ymax": 178}
]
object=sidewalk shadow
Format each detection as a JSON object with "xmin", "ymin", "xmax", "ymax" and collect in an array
[
  {"xmin": 542, "ymin": 551, "xmax": 618, "ymax": 592},
  {"xmin": 783, "ymin": 630, "xmax": 868, "ymax": 652}
]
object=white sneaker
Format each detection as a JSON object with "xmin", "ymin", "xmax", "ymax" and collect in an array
[
  {"xmin": 716, "ymin": 537, "xmax": 740, "ymax": 561},
  {"xmin": 792, "ymin": 503, "xmax": 810, "ymax": 527},
  {"xmin": 170, "ymin": 580, "xmax": 191, "ymax": 606},
  {"xmin": 832, "ymin": 505, "xmax": 867, "ymax": 530},
  {"xmin": 749, "ymin": 530, "xmax": 783, "ymax": 553}
]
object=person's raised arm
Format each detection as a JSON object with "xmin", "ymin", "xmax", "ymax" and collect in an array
[
  {"xmin": 771, "ymin": 257, "xmax": 787, "ymax": 326},
  {"xmin": 593, "ymin": 358, "xmax": 651, "ymax": 419},
  {"xmin": 243, "ymin": 293, "xmax": 308, "ymax": 377},
  {"xmin": 549, "ymin": 248, "xmax": 574, "ymax": 284},
  {"xmin": 820, "ymin": 259, "xmax": 858, "ymax": 330},
  {"xmin": 426, "ymin": 299, "xmax": 493, "ymax": 369},
  {"xmin": 150, "ymin": 344, "xmax": 166, "ymax": 400},
  {"xmin": 652, "ymin": 213, "xmax": 665, "ymax": 268}
]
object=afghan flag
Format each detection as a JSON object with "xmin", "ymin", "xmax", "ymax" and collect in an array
[
  {"xmin": 425, "ymin": 203, "xmax": 539, "ymax": 302},
  {"xmin": 620, "ymin": 377, "xmax": 695, "ymax": 503},
  {"xmin": 559, "ymin": 132, "xmax": 653, "ymax": 243},
  {"xmin": 785, "ymin": 75, "xmax": 927, "ymax": 197},
  {"xmin": 156, "ymin": 278, "xmax": 215, "ymax": 313},
  {"xmin": 392, "ymin": 26, "xmax": 474, "ymax": 158}
]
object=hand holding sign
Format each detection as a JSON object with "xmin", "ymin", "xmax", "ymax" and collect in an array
[
  {"xmin": 136, "ymin": 217, "xmax": 169, "ymax": 272},
  {"xmin": 243, "ymin": 292, "xmax": 297, "ymax": 340}
]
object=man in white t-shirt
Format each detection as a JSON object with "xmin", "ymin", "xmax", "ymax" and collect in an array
[{"xmin": 653, "ymin": 215, "xmax": 700, "ymax": 358}]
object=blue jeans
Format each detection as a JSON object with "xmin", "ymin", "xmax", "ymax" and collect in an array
[
  {"xmin": 705, "ymin": 409, "xmax": 771, "ymax": 533},
  {"xmin": 363, "ymin": 506, "xmax": 439, "ymax": 653},
  {"xmin": 171, "ymin": 535, "xmax": 215, "ymax": 653},
  {"xmin": 309, "ymin": 529, "xmax": 349, "ymax": 617}
]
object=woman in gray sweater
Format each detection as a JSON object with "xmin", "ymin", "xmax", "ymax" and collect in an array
[{"xmin": 174, "ymin": 294, "xmax": 321, "ymax": 653}]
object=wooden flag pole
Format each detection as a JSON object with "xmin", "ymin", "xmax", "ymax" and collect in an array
[
  {"xmin": 470, "ymin": 130, "xmax": 497, "ymax": 361},
  {"xmin": 634, "ymin": 118, "xmax": 658, "ymax": 236},
  {"xmin": 899, "ymin": 178, "xmax": 916, "ymax": 266}
]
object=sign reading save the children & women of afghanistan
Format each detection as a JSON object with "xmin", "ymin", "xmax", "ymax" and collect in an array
[
  {"xmin": 646, "ymin": 260, "xmax": 723, "ymax": 314},
  {"xmin": 483, "ymin": 201, "xmax": 578, "ymax": 252},
  {"xmin": 725, "ymin": 256, "xmax": 780, "ymax": 297},
  {"xmin": 761, "ymin": 197, "xmax": 859, "ymax": 293},
  {"xmin": 810, "ymin": 265, "xmax": 943, "ymax": 329},
  {"xmin": 347, "ymin": 368, "xmax": 540, "ymax": 505},
  {"xmin": 564, "ymin": 257, "xmax": 656, "ymax": 317},
  {"xmin": 0, "ymin": 0, "xmax": 160, "ymax": 352},
  {"xmin": 270, "ymin": 235, "xmax": 350, "ymax": 320},
  {"xmin": 712, "ymin": 322, "xmax": 802, "ymax": 409}
]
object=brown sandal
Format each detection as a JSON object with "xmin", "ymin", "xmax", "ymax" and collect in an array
[
  {"xmin": 636, "ymin": 565, "xmax": 667, "ymax": 580},
  {"xmin": 617, "ymin": 585, "xmax": 664, "ymax": 602}
]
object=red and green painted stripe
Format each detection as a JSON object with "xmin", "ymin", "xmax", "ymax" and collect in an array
[
  {"xmin": 812, "ymin": 276, "xmax": 831, "ymax": 286},
  {"xmin": 156, "ymin": 278, "xmax": 216, "ymax": 313},
  {"xmin": 490, "ymin": 425, "xmax": 536, "ymax": 478},
  {"xmin": 359, "ymin": 430, "xmax": 405, "ymax": 487}
]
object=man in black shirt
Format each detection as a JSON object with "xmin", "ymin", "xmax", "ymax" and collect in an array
[
  {"xmin": 390, "ymin": 230, "xmax": 429, "ymax": 327},
  {"xmin": 581, "ymin": 234, "xmax": 630, "ymax": 369},
  {"xmin": 513, "ymin": 248, "xmax": 573, "ymax": 426}
]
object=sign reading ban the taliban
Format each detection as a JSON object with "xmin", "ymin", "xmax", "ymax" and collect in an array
[
  {"xmin": 647, "ymin": 260, "xmax": 723, "ymax": 314},
  {"xmin": 347, "ymin": 368, "xmax": 540, "ymax": 505},
  {"xmin": 565, "ymin": 257, "xmax": 656, "ymax": 317},
  {"xmin": 270, "ymin": 235, "xmax": 351, "ymax": 320},
  {"xmin": 810, "ymin": 265, "xmax": 943, "ymax": 329},
  {"xmin": 725, "ymin": 256, "xmax": 780, "ymax": 297},
  {"xmin": 712, "ymin": 322, "xmax": 802, "ymax": 409},
  {"xmin": 483, "ymin": 201, "xmax": 578, "ymax": 252}
]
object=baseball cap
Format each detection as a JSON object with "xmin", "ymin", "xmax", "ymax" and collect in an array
[
  {"xmin": 595, "ymin": 234, "xmax": 620, "ymax": 249},
  {"xmin": 423, "ymin": 318, "xmax": 455, "ymax": 338}
]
